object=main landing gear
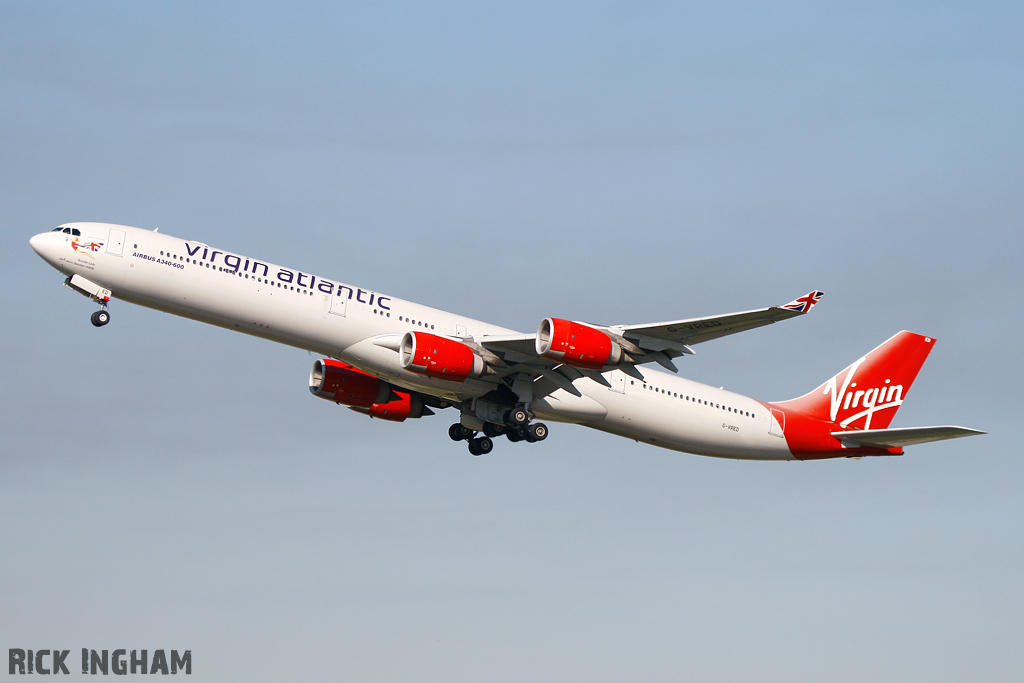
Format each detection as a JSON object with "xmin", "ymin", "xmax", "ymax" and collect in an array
[
  {"xmin": 449, "ymin": 423, "xmax": 494, "ymax": 456},
  {"xmin": 448, "ymin": 409, "xmax": 549, "ymax": 456}
]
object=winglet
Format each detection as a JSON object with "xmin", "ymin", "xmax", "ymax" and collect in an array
[{"xmin": 781, "ymin": 290, "xmax": 824, "ymax": 314}]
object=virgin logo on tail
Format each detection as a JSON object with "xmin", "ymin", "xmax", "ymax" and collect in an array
[
  {"xmin": 774, "ymin": 331, "xmax": 933, "ymax": 432},
  {"xmin": 822, "ymin": 356, "xmax": 905, "ymax": 430}
]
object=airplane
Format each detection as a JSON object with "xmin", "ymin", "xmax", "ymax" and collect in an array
[{"xmin": 30, "ymin": 222, "xmax": 984, "ymax": 459}]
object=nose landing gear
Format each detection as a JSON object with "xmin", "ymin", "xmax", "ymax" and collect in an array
[{"xmin": 63, "ymin": 275, "xmax": 113, "ymax": 328}]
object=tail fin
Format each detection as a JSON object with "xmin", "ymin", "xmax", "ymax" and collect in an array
[{"xmin": 775, "ymin": 331, "xmax": 935, "ymax": 430}]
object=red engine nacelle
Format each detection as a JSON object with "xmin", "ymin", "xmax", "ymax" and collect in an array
[
  {"xmin": 309, "ymin": 359, "xmax": 392, "ymax": 407},
  {"xmin": 536, "ymin": 318, "xmax": 623, "ymax": 370},
  {"xmin": 350, "ymin": 392, "xmax": 428, "ymax": 423},
  {"xmin": 311, "ymin": 359, "xmax": 433, "ymax": 422},
  {"xmin": 399, "ymin": 331, "xmax": 485, "ymax": 382}
]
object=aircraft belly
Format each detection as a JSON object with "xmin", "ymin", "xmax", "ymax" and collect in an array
[
  {"xmin": 532, "ymin": 390, "xmax": 608, "ymax": 424},
  {"xmin": 585, "ymin": 381, "xmax": 793, "ymax": 460}
]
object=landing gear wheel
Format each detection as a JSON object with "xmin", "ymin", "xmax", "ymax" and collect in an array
[
  {"xmin": 91, "ymin": 310, "xmax": 110, "ymax": 327},
  {"xmin": 506, "ymin": 428, "xmax": 525, "ymax": 443},
  {"xmin": 468, "ymin": 437, "xmax": 493, "ymax": 456},
  {"xmin": 449, "ymin": 423, "xmax": 475, "ymax": 441},
  {"xmin": 483, "ymin": 422, "xmax": 505, "ymax": 438},
  {"xmin": 504, "ymin": 407, "xmax": 529, "ymax": 427},
  {"xmin": 527, "ymin": 423, "xmax": 549, "ymax": 442}
]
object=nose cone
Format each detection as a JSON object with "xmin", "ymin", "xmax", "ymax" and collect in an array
[{"xmin": 30, "ymin": 231, "xmax": 63, "ymax": 269}]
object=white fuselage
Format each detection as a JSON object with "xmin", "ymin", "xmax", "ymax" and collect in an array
[{"xmin": 31, "ymin": 223, "xmax": 794, "ymax": 460}]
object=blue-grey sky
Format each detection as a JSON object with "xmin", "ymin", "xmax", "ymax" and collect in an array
[{"xmin": 2, "ymin": 2, "xmax": 1022, "ymax": 681}]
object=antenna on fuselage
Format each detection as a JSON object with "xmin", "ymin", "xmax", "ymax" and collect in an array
[{"xmin": 154, "ymin": 227, "xmax": 160, "ymax": 232}]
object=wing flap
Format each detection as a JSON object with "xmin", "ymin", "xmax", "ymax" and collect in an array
[
  {"xmin": 479, "ymin": 333, "xmax": 542, "ymax": 364},
  {"xmin": 832, "ymin": 426, "xmax": 986, "ymax": 449}
]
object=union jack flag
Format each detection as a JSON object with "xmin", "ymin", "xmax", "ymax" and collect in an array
[
  {"xmin": 781, "ymin": 290, "xmax": 824, "ymax": 313},
  {"xmin": 71, "ymin": 238, "xmax": 103, "ymax": 253}
]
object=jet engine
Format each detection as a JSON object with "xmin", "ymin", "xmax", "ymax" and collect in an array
[
  {"xmin": 309, "ymin": 358, "xmax": 393, "ymax": 407},
  {"xmin": 399, "ymin": 331, "xmax": 486, "ymax": 382},
  {"xmin": 536, "ymin": 318, "xmax": 624, "ymax": 369},
  {"xmin": 310, "ymin": 359, "xmax": 433, "ymax": 422}
]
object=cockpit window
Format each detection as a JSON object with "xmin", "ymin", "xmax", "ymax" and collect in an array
[
  {"xmin": 51, "ymin": 227, "xmax": 63, "ymax": 232},
  {"xmin": 71, "ymin": 229, "xmax": 81, "ymax": 236}
]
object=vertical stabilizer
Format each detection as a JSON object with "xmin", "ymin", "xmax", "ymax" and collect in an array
[{"xmin": 774, "ymin": 331, "xmax": 935, "ymax": 430}]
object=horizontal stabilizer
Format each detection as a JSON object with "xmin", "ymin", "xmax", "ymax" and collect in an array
[{"xmin": 832, "ymin": 426, "xmax": 985, "ymax": 449}]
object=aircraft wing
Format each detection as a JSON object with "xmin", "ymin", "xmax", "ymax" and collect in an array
[
  {"xmin": 831, "ymin": 426, "xmax": 986, "ymax": 449},
  {"xmin": 479, "ymin": 291, "xmax": 824, "ymax": 374},
  {"xmin": 612, "ymin": 290, "xmax": 825, "ymax": 351}
]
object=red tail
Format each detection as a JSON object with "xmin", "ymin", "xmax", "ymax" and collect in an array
[{"xmin": 775, "ymin": 331, "xmax": 935, "ymax": 430}]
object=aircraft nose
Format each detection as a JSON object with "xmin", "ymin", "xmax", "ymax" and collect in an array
[
  {"xmin": 30, "ymin": 230, "xmax": 63, "ymax": 267},
  {"xmin": 29, "ymin": 232, "xmax": 47, "ymax": 256}
]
